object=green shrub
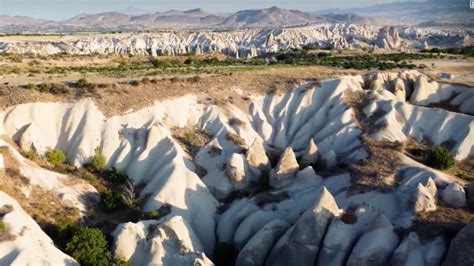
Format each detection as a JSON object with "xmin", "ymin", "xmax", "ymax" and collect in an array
[
  {"xmin": 64, "ymin": 223, "xmax": 109, "ymax": 266},
  {"xmin": 106, "ymin": 167, "xmax": 128, "ymax": 184},
  {"xmin": 428, "ymin": 146, "xmax": 455, "ymax": 170},
  {"xmin": 38, "ymin": 82, "xmax": 51, "ymax": 92},
  {"xmin": 101, "ymin": 190, "xmax": 123, "ymax": 212},
  {"xmin": 144, "ymin": 210, "xmax": 160, "ymax": 219},
  {"xmin": 26, "ymin": 83, "xmax": 35, "ymax": 90},
  {"xmin": 0, "ymin": 220, "xmax": 5, "ymax": 231},
  {"xmin": 45, "ymin": 149, "xmax": 67, "ymax": 166},
  {"xmin": 90, "ymin": 148, "xmax": 106, "ymax": 171}
]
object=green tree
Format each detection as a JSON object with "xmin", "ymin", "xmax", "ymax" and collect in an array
[
  {"xmin": 428, "ymin": 146, "xmax": 455, "ymax": 170},
  {"xmin": 65, "ymin": 224, "xmax": 109, "ymax": 266}
]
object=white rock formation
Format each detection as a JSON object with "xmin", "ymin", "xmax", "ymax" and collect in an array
[
  {"xmin": 245, "ymin": 139, "xmax": 271, "ymax": 172},
  {"xmin": 235, "ymin": 219, "xmax": 290, "ymax": 266},
  {"xmin": 390, "ymin": 232, "xmax": 425, "ymax": 266},
  {"xmin": 441, "ymin": 183, "xmax": 466, "ymax": 208},
  {"xmin": 346, "ymin": 213, "xmax": 400, "ymax": 266},
  {"xmin": 269, "ymin": 148, "xmax": 299, "ymax": 188},
  {"xmin": 265, "ymin": 187, "xmax": 339, "ymax": 266},
  {"xmin": 410, "ymin": 183, "xmax": 437, "ymax": 213},
  {"xmin": 301, "ymin": 139, "xmax": 318, "ymax": 164},
  {"xmin": 0, "ymin": 192, "xmax": 78, "ymax": 266},
  {"xmin": 113, "ymin": 216, "xmax": 213, "ymax": 266}
]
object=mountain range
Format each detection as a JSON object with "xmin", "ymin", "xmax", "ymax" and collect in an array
[{"xmin": 1, "ymin": 2, "xmax": 472, "ymax": 32}]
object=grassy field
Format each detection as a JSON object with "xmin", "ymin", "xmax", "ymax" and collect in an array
[{"xmin": 0, "ymin": 50, "xmax": 439, "ymax": 78}]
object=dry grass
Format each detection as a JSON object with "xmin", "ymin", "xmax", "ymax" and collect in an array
[
  {"xmin": 226, "ymin": 133, "xmax": 246, "ymax": 147},
  {"xmin": 411, "ymin": 204, "xmax": 474, "ymax": 242},
  {"xmin": 0, "ymin": 147, "xmax": 80, "ymax": 226},
  {"xmin": 343, "ymin": 90, "xmax": 403, "ymax": 190},
  {"xmin": 0, "ymin": 65, "xmax": 361, "ymax": 116},
  {"xmin": 171, "ymin": 126, "xmax": 212, "ymax": 158}
]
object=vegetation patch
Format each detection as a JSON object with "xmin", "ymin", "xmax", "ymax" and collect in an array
[
  {"xmin": 45, "ymin": 149, "xmax": 67, "ymax": 166},
  {"xmin": 172, "ymin": 127, "xmax": 213, "ymax": 157},
  {"xmin": 427, "ymin": 146, "xmax": 455, "ymax": 170}
]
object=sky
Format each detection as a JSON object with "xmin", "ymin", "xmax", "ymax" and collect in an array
[{"xmin": 0, "ymin": 0, "xmax": 418, "ymax": 20}]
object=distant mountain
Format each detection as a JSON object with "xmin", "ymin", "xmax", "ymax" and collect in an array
[
  {"xmin": 319, "ymin": 1, "xmax": 474, "ymax": 25},
  {"xmin": 3, "ymin": 3, "xmax": 470, "ymax": 32},
  {"xmin": 65, "ymin": 12, "xmax": 131, "ymax": 27},
  {"xmin": 0, "ymin": 15, "xmax": 53, "ymax": 26},
  {"xmin": 220, "ymin": 6, "xmax": 322, "ymax": 27}
]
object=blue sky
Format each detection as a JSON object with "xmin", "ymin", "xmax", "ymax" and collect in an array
[{"xmin": 0, "ymin": 0, "xmax": 418, "ymax": 20}]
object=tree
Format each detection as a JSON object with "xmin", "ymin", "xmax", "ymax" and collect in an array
[{"xmin": 64, "ymin": 224, "xmax": 109, "ymax": 266}]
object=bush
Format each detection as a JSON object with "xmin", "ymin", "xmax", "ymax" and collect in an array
[
  {"xmin": 428, "ymin": 146, "xmax": 455, "ymax": 170},
  {"xmin": 90, "ymin": 148, "xmax": 106, "ymax": 171},
  {"xmin": 63, "ymin": 223, "xmax": 109, "ymax": 266},
  {"xmin": 0, "ymin": 220, "xmax": 5, "ymax": 231},
  {"xmin": 76, "ymin": 78, "xmax": 88, "ymax": 88},
  {"xmin": 45, "ymin": 149, "xmax": 67, "ymax": 166},
  {"xmin": 144, "ymin": 210, "xmax": 160, "ymax": 219},
  {"xmin": 38, "ymin": 82, "xmax": 51, "ymax": 92},
  {"xmin": 101, "ymin": 190, "xmax": 123, "ymax": 212},
  {"xmin": 26, "ymin": 83, "xmax": 35, "ymax": 90},
  {"xmin": 106, "ymin": 167, "xmax": 128, "ymax": 184}
]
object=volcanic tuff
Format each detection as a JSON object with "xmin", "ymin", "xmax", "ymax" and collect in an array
[
  {"xmin": 1, "ymin": 25, "xmax": 472, "ymax": 57},
  {"xmin": 0, "ymin": 71, "xmax": 473, "ymax": 265}
]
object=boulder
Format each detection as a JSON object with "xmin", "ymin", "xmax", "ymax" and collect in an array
[
  {"xmin": 265, "ymin": 187, "xmax": 339, "ymax": 266},
  {"xmin": 441, "ymin": 183, "xmax": 466, "ymax": 208},
  {"xmin": 301, "ymin": 139, "xmax": 318, "ymax": 165},
  {"xmin": 246, "ymin": 139, "xmax": 271, "ymax": 172},
  {"xmin": 442, "ymin": 220, "xmax": 474, "ymax": 266},
  {"xmin": 346, "ymin": 213, "xmax": 400, "ymax": 266},
  {"xmin": 236, "ymin": 219, "xmax": 290, "ymax": 266},
  {"xmin": 269, "ymin": 147, "xmax": 299, "ymax": 188},
  {"xmin": 410, "ymin": 183, "xmax": 436, "ymax": 213},
  {"xmin": 390, "ymin": 232, "xmax": 425, "ymax": 266}
]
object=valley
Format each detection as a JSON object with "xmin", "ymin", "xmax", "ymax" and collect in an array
[{"xmin": 0, "ymin": 2, "xmax": 473, "ymax": 266}]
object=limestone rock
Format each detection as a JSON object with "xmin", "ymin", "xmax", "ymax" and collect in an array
[
  {"xmin": 424, "ymin": 177, "xmax": 437, "ymax": 198},
  {"xmin": 390, "ymin": 232, "xmax": 425, "ymax": 266},
  {"xmin": 410, "ymin": 183, "xmax": 436, "ymax": 213},
  {"xmin": 301, "ymin": 139, "xmax": 318, "ymax": 165},
  {"xmin": 0, "ymin": 192, "xmax": 79, "ymax": 265},
  {"xmin": 113, "ymin": 216, "xmax": 213, "ymax": 266},
  {"xmin": 441, "ymin": 183, "xmax": 466, "ymax": 208},
  {"xmin": 246, "ymin": 139, "xmax": 271, "ymax": 171},
  {"xmin": 265, "ymin": 187, "xmax": 339, "ymax": 266},
  {"xmin": 226, "ymin": 153, "xmax": 256, "ymax": 190},
  {"xmin": 422, "ymin": 237, "xmax": 447, "ymax": 266},
  {"xmin": 442, "ymin": 220, "xmax": 474, "ymax": 266},
  {"xmin": 236, "ymin": 219, "xmax": 290, "ymax": 266},
  {"xmin": 217, "ymin": 198, "xmax": 260, "ymax": 244},
  {"xmin": 317, "ymin": 216, "xmax": 359, "ymax": 266},
  {"xmin": 346, "ymin": 213, "xmax": 400, "ymax": 266},
  {"xmin": 269, "ymin": 147, "xmax": 299, "ymax": 188}
]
